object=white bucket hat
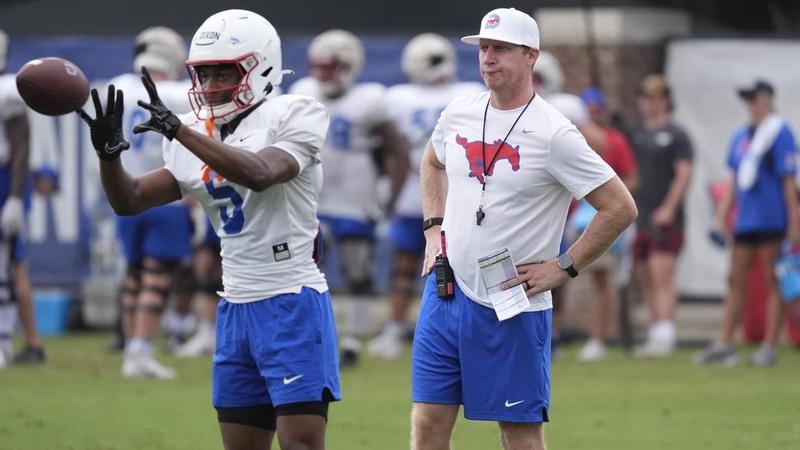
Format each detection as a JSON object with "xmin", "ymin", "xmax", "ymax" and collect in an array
[{"xmin": 461, "ymin": 8, "xmax": 540, "ymax": 49}]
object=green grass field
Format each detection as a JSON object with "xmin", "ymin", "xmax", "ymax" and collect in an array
[{"xmin": 1, "ymin": 333, "xmax": 799, "ymax": 450}]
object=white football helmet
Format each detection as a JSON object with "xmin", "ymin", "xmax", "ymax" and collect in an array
[
  {"xmin": 402, "ymin": 33, "xmax": 456, "ymax": 85},
  {"xmin": 308, "ymin": 29, "xmax": 364, "ymax": 97},
  {"xmin": 186, "ymin": 9, "xmax": 284, "ymax": 123},
  {"xmin": 133, "ymin": 26, "xmax": 187, "ymax": 81},
  {"xmin": 0, "ymin": 28, "xmax": 7, "ymax": 73},
  {"xmin": 532, "ymin": 50, "xmax": 564, "ymax": 97}
]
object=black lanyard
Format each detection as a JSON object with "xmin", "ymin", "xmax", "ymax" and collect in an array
[{"xmin": 476, "ymin": 93, "xmax": 535, "ymax": 226}]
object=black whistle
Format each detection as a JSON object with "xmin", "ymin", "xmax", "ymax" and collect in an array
[{"xmin": 476, "ymin": 208, "xmax": 485, "ymax": 226}]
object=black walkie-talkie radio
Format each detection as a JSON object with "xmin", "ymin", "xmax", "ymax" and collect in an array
[{"xmin": 434, "ymin": 230, "xmax": 455, "ymax": 299}]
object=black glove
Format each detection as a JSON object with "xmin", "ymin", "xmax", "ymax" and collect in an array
[
  {"xmin": 133, "ymin": 66, "xmax": 182, "ymax": 141},
  {"xmin": 77, "ymin": 85, "xmax": 130, "ymax": 161}
]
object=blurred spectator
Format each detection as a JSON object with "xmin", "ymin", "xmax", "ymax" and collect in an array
[
  {"xmin": 630, "ymin": 74, "xmax": 693, "ymax": 358},
  {"xmin": 571, "ymin": 87, "xmax": 639, "ymax": 362},
  {"xmin": 695, "ymin": 80, "xmax": 799, "ymax": 367}
]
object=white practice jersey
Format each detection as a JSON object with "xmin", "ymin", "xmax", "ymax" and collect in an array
[
  {"xmin": 164, "ymin": 95, "xmax": 330, "ymax": 303},
  {"xmin": 431, "ymin": 92, "xmax": 615, "ymax": 311},
  {"xmin": 289, "ymin": 77, "xmax": 388, "ymax": 221},
  {"xmin": 111, "ymin": 73, "xmax": 191, "ymax": 178},
  {"xmin": 0, "ymin": 74, "xmax": 27, "ymax": 167},
  {"xmin": 385, "ymin": 81, "xmax": 485, "ymax": 217}
]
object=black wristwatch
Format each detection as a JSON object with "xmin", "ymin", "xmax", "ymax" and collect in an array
[
  {"xmin": 422, "ymin": 217, "xmax": 443, "ymax": 231},
  {"xmin": 557, "ymin": 253, "xmax": 578, "ymax": 278}
]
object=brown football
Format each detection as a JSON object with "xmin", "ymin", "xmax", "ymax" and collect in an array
[{"xmin": 15, "ymin": 57, "xmax": 90, "ymax": 116}]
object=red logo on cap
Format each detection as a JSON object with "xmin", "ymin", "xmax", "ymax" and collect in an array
[{"xmin": 485, "ymin": 14, "xmax": 501, "ymax": 29}]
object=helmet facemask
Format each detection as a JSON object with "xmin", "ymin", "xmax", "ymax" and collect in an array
[
  {"xmin": 186, "ymin": 9, "xmax": 285, "ymax": 124},
  {"xmin": 186, "ymin": 52, "xmax": 273, "ymax": 124}
]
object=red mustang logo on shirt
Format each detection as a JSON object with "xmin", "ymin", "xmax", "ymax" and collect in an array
[{"xmin": 455, "ymin": 134, "xmax": 521, "ymax": 184}]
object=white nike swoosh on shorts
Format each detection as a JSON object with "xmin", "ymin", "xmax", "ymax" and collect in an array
[
  {"xmin": 505, "ymin": 400, "xmax": 525, "ymax": 407},
  {"xmin": 283, "ymin": 375, "xmax": 304, "ymax": 385}
]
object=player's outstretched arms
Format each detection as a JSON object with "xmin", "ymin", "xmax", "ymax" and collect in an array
[
  {"xmin": 78, "ymin": 84, "xmax": 180, "ymax": 215},
  {"xmin": 175, "ymin": 125, "xmax": 301, "ymax": 192},
  {"xmin": 133, "ymin": 67, "xmax": 299, "ymax": 191}
]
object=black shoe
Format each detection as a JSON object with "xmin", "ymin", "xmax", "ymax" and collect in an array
[
  {"xmin": 340, "ymin": 349, "xmax": 359, "ymax": 369},
  {"xmin": 13, "ymin": 346, "xmax": 46, "ymax": 364}
]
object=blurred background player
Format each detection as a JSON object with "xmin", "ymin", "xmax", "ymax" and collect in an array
[
  {"xmin": 695, "ymin": 80, "xmax": 799, "ymax": 367},
  {"xmin": 173, "ymin": 214, "xmax": 222, "ymax": 358},
  {"xmin": 0, "ymin": 28, "xmax": 46, "ymax": 369},
  {"xmin": 570, "ymin": 87, "xmax": 639, "ymax": 362},
  {"xmin": 108, "ymin": 26, "xmax": 193, "ymax": 378},
  {"xmin": 290, "ymin": 29, "xmax": 409, "ymax": 368},
  {"xmin": 367, "ymin": 33, "xmax": 483, "ymax": 360},
  {"xmin": 630, "ymin": 74, "xmax": 693, "ymax": 358}
]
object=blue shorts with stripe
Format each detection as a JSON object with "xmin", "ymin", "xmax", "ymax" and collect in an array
[
  {"xmin": 412, "ymin": 274, "xmax": 551, "ymax": 423},
  {"xmin": 116, "ymin": 204, "xmax": 192, "ymax": 263},
  {"xmin": 212, "ymin": 287, "xmax": 341, "ymax": 408},
  {"xmin": 318, "ymin": 215, "xmax": 374, "ymax": 240}
]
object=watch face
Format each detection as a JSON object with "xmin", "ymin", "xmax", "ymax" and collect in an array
[{"xmin": 558, "ymin": 253, "xmax": 573, "ymax": 269}]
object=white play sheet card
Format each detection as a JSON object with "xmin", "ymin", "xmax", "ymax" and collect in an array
[{"xmin": 478, "ymin": 248, "xmax": 530, "ymax": 321}]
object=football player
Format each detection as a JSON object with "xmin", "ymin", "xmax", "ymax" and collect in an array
[
  {"xmin": 103, "ymin": 26, "xmax": 193, "ymax": 378},
  {"xmin": 290, "ymin": 30, "xmax": 409, "ymax": 368},
  {"xmin": 0, "ymin": 28, "xmax": 46, "ymax": 369},
  {"xmin": 368, "ymin": 33, "xmax": 484, "ymax": 360},
  {"xmin": 79, "ymin": 10, "xmax": 340, "ymax": 448}
]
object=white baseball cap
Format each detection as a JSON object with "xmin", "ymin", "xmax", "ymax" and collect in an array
[{"xmin": 461, "ymin": 8, "xmax": 540, "ymax": 49}]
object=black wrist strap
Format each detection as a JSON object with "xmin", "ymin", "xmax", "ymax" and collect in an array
[{"xmin": 422, "ymin": 217, "xmax": 443, "ymax": 231}]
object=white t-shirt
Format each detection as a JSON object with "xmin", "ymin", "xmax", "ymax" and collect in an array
[
  {"xmin": 0, "ymin": 74, "xmax": 27, "ymax": 166},
  {"xmin": 431, "ymin": 92, "xmax": 615, "ymax": 311},
  {"xmin": 386, "ymin": 81, "xmax": 485, "ymax": 217},
  {"xmin": 164, "ymin": 95, "xmax": 330, "ymax": 303},
  {"xmin": 111, "ymin": 73, "xmax": 191, "ymax": 178},
  {"xmin": 289, "ymin": 77, "xmax": 388, "ymax": 221}
]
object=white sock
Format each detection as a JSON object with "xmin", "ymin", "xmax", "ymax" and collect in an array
[
  {"xmin": 344, "ymin": 297, "xmax": 370, "ymax": 338},
  {"xmin": 586, "ymin": 338, "xmax": 605, "ymax": 348},
  {"xmin": 385, "ymin": 321, "xmax": 407, "ymax": 337},
  {"xmin": 177, "ymin": 314, "xmax": 197, "ymax": 335},
  {"xmin": 0, "ymin": 337, "xmax": 12, "ymax": 361},
  {"xmin": 652, "ymin": 320, "xmax": 676, "ymax": 343},
  {"xmin": 0, "ymin": 303, "xmax": 16, "ymax": 339},
  {"xmin": 127, "ymin": 337, "xmax": 154, "ymax": 356},
  {"xmin": 198, "ymin": 320, "xmax": 215, "ymax": 336}
]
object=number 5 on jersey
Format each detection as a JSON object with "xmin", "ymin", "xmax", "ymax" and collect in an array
[{"xmin": 201, "ymin": 164, "xmax": 244, "ymax": 234}]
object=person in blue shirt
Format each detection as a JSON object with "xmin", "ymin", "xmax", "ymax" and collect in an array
[{"xmin": 696, "ymin": 79, "xmax": 800, "ymax": 367}]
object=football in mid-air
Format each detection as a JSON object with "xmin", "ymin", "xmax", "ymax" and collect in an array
[{"xmin": 15, "ymin": 57, "xmax": 90, "ymax": 116}]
